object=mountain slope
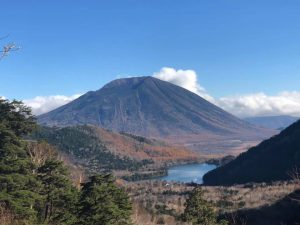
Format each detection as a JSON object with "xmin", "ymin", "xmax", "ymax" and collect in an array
[
  {"xmin": 203, "ymin": 120, "xmax": 300, "ymax": 185},
  {"xmin": 244, "ymin": 115, "xmax": 299, "ymax": 130},
  {"xmin": 38, "ymin": 77, "xmax": 273, "ymax": 141},
  {"xmin": 31, "ymin": 125, "xmax": 197, "ymax": 173},
  {"xmin": 223, "ymin": 189, "xmax": 300, "ymax": 225}
]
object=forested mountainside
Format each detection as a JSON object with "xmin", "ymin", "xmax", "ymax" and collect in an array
[
  {"xmin": 203, "ymin": 120, "xmax": 300, "ymax": 185},
  {"xmin": 31, "ymin": 125, "xmax": 197, "ymax": 173}
]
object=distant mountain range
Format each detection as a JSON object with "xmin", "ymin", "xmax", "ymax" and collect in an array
[
  {"xmin": 38, "ymin": 76, "xmax": 275, "ymax": 153},
  {"xmin": 203, "ymin": 120, "xmax": 300, "ymax": 185},
  {"xmin": 244, "ymin": 115, "xmax": 299, "ymax": 130}
]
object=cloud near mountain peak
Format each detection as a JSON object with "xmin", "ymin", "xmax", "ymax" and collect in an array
[
  {"xmin": 153, "ymin": 67, "xmax": 215, "ymax": 102},
  {"xmin": 23, "ymin": 94, "xmax": 81, "ymax": 115},
  {"xmin": 152, "ymin": 67, "xmax": 300, "ymax": 118},
  {"xmin": 22, "ymin": 67, "xmax": 300, "ymax": 118}
]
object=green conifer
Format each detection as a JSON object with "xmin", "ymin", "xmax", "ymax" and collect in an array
[{"xmin": 77, "ymin": 174, "xmax": 133, "ymax": 225}]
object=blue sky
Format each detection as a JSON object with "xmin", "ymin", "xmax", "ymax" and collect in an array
[{"xmin": 1, "ymin": 1, "xmax": 300, "ymax": 117}]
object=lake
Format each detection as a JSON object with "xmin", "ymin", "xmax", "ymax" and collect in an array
[{"xmin": 160, "ymin": 163, "xmax": 217, "ymax": 184}]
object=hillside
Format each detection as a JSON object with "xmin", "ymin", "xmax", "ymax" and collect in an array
[
  {"xmin": 244, "ymin": 115, "xmax": 299, "ymax": 130},
  {"xmin": 31, "ymin": 125, "xmax": 197, "ymax": 173},
  {"xmin": 223, "ymin": 189, "xmax": 300, "ymax": 225},
  {"xmin": 203, "ymin": 120, "xmax": 300, "ymax": 186},
  {"xmin": 37, "ymin": 76, "xmax": 275, "ymax": 153}
]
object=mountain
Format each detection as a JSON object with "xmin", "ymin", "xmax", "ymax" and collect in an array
[
  {"xmin": 31, "ymin": 125, "xmax": 197, "ymax": 173},
  {"xmin": 244, "ymin": 115, "xmax": 299, "ymax": 130},
  {"xmin": 223, "ymin": 189, "xmax": 300, "ymax": 225},
  {"xmin": 203, "ymin": 120, "xmax": 300, "ymax": 186},
  {"xmin": 38, "ymin": 76, "xmax": 275, "ymax": 153}
]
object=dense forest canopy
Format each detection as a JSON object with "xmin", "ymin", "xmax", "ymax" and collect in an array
[{"xmin": 0, "ymin": 98, "xmax": 133, "ymax": 225}]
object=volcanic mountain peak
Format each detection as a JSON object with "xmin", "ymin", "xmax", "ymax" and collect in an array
[
  {"xmin": 102, "ymin": 76, "xmax": 152, "ymax": 89},
  {"xmin": 38, "ymin": 76, "xmax": 275, "ymax": 153}
]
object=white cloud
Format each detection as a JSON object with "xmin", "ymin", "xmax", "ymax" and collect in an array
[
  {"xmin": 15, "ymin": 67, "xmax": 300, "ymax": 118},
  {"xmin": 218, "ymin": 91, "xmax": 300, "ymax": 118},
  {"xmin": 152, "ymin": 67, "xmax": 215, "ymax": 102},
  {"xmin": 152, "ymin": 67, "xmax": 300, "ymax": 118},
  {"xmin": 23, "ymin": 94, "xmax": 81, "ymax": 115}
]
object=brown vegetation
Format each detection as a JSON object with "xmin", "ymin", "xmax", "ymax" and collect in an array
[
  {"xmin": 0, "ymin": 203, "xmax": 16, "ymax": 225},
  {"xmin": 91, "ymin": 126, "xmax": 200, "ymax": 163},
  {"xmin": 122, "ymin": 180, "xmax": 299, "ymax": 225},
  {"xmin": 26, "ymin": 141, "xmax": 86, "ymax": 188}
]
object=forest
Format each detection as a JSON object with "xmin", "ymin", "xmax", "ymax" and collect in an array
[
  {"xmin": 0, "ymin": 99, "xmax": 132, "ymax": 225},
  {"xmin": 0, "ymin": 98, "xmax": 227, "ymax": 225}
]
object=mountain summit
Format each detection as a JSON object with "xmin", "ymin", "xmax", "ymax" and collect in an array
[{"xmin": 38, "ymin": 76, "xmax": 274, "ymax": 152}]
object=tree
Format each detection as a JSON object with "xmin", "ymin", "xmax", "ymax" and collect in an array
[
  {"xmin": 0, "ymin": 99, "xmax": 40, "ymax": 222},
  {"xmin": 37, "ymin": 159, "xmax": 79, "ymax": 225},
  {"xmin": 183, "ymin": 188, "xmax": 227, "ymax": 225},
  {"xmin": 77, "ymin": 174, "xmax": 133, "ymax": 225},
  {"xmin": 26, "ymin": 141, "xmax": 58, "ymax": 169},
  {"xmin": 0, "ymin": 99, "xmax": 36, "ymax": 136},
  {"xmin": 0, "ymin": 98, "xmax": 134, "ymax": 225},
  {"xmin": 0, "ymin": 35, "xmax": 19, "ymax": 60}
]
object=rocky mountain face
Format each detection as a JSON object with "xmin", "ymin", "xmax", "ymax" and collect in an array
[
  {"xmin": 203, "ymin": 120, "xmax": 300, "ymax": 185},
  {"xmin": 38, "ymin": 76, "xmax": 275, "ymax": 153}
]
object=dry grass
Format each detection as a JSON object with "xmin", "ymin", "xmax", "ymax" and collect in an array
[
  {"xmin": 124, "ymin": 180, "xmax": 299, "ymax": 225},
  {"xmin": 0, "ymin": 204, "xmax": 17, "ymax": 225}
]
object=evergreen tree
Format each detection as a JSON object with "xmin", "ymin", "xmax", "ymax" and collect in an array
[
  {"xmin": 0, "ymin": 99, "xmax": 40, "ymax": 221},
  {"xmin": 37, "ymin": 159, "xmax": 79, "ymax": 225},
  {"xmin": 0, "ymin": 99, "xmax": 134, "ymax": 225},
  {"xmin": 77, "ymin": 174, "xmax": 132, "ymax": 225},
  {"xmin": 183, "ymin": 188, "xmax": 227, "ymax": 225},
  {"xmin": 0, "ymin": 99, "xmax": 36, "ymax": 136}
]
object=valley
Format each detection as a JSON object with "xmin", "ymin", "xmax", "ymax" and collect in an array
[
  {"xmin": 31, "ymin": 77, "xmax": 300, "ymax": 224},
  {"xmin": 2, "ymin": 2, "xmax": 300, "ymax": 225},
  {"xmin": 127, "ymin": 179, "xmax": 300, "ymax": 225},
  {"xmin": 1, "ymin": 83, "xmax": 300, "ymax": 225},
  {"xmin": 30, "ymin": 125, "xmax": 206, "ymax": 182},
  {"xmin": 158, "ymin": 163, "xmax": 216, "ymax": 184}
]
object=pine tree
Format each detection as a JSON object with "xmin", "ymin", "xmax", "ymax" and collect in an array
[
  {"xmin": 183, "ymin": 188, "xmax": 227, "ymax": 225},
  {"xmin": 0, "ymin": 98, "xmax": 134, "ymax": 225},
  {"xmin": 0, "ymin": 99, "xmax": 40, "ymax": 221},
  {"xmin": 37, "ymin": 159, "xmax": 79, "ymax": 225},
  {"xmin": 77, "ymin": 174, "xmax": 133, "ymax": 225}
]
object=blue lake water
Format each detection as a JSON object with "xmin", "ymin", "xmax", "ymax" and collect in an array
[{"xmin": 160, "ymin": 163, "xmax": 217, "ymax": 184}]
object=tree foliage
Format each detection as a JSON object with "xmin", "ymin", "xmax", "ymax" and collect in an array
[
  {"xmin": 183, "ymin": 188, "xmax": 227, "ymax": 225},
  {"xmin": 0, "ymin": 98, "xmax": 134, "ymax": 225},
  {"xmin": 0, "ymin": 98, "xmax": 39, "ymax": 221},
  {"xmin": 31, "ymin": 126, "xmax": 153, "ymax": 172},
  {"xmin": 77, "ymin": 174, "xmax": 133, "ymax": 225},
  {"xmin": 38, "ymin": 160, "xmax": 79, "ymax": 224}
]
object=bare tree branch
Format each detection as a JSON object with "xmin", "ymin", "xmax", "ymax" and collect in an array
[
  {"xmin": 0, "ymin": 35, "xmax": 10, "ymax": 40},
  {"xmin": 287, "ymin": 166, "xmax": 300, "ymax": 203},
  {"xmin": 0, "ymin": 35, "xmax": 20, "ymax": 60}
]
